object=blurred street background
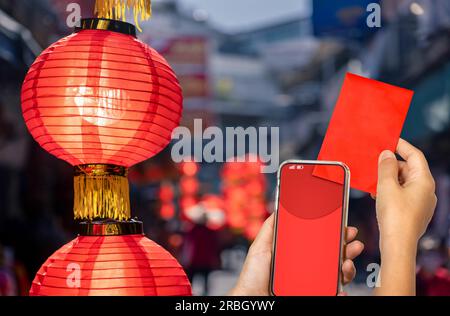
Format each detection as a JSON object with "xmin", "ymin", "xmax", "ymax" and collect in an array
[{"xmin": 0, "ymin": 0, "xmax": 449, "ymax": 295}]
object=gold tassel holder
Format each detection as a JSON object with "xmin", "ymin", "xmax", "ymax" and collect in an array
[
  {"xmin": 74, "ymin": 164, "xmax": 131, "ymax": 221},
  {"xmin": 94, "ymin": 0, "xmax": 152, "ymax": 32}
]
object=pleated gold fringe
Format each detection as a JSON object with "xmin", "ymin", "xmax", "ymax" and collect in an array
[
  {"xmin": 94, "ymin": 0, "xmax": 152, "ymax": 32},
  {"xmin": 74, "ymin": 174, "xmax": 131, "ymax": 221}
]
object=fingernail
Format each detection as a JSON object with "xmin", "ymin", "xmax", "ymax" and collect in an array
[{"xmin": 379, "ymin": 150, "xmax": 395, "ymax": 162}]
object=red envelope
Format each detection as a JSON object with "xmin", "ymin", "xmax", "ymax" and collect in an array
[{"xmin": 313, "ymin": 73, "xmax": 413, "ymax": 194}]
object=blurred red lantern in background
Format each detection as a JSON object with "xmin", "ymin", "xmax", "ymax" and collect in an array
[
  {"xmin": 179, "ymin": 197, "xmax": 197, "ymax": 211},
  {"xmin": 184, "ymin": 195, "xmax": 226, "ymax": 230},
  {"xmin": 177, "ymin": 160, "xmax": 200, "ymax": 221},
  {"xmin": 160, "ymin": 203, "xmax": 176, "ymax": 220},
  {"xmin": 159, "ymin": 182, "xmax": 176, "ymax": 220},
  {"xmin": 221, "ymin": 157, "xmax": 268, "ymax": 239},
  {"xmin": 223, "ymin": 187, "xmax": 247, "ymax": 230},
  {"xmin": 180, "ymin": 177, "xmax": 200, "ymax": 196},
  {"xmin": 159, "ymin": 183, "xmax": 175, "ymax": 201},
  {"xmin": 245, "ymin": 179, "xmax": 265, "ymax": 196},
  {"xmin": 180, "ymin": 161, "xmax": 199, "ymax": 177},
  {"xmin": 201, "ymin": 195, "xmax": 226, "ymax": 230}
]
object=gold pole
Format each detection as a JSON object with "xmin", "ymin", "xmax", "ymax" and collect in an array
[
  {"xmin": 94, "ymin": 0, "xmax": 152, "ymax": 32},
  {"xmin": 73, "ymin": 164, "xmax": 131, "ymax": 221}
]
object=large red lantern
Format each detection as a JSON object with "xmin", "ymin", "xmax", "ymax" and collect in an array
[
  {"xmin": 22, "ymin": 18, "xmax": 182, "ymax": 220},
  {"xmin": 22, "ymin": 14, "xmax": 191, "ymax": 296},
  {"xmin": 22, "ymin": 27, "xmax": 180, "ymax": 167},
  {"xmin": 30, "ymin": 222, "xmax": 191, "ymax": 296}
]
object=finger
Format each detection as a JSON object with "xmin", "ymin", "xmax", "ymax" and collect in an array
[
  {"xmin": 396, "ymin": 138, "xmax": 429, "ymax": 173},
  {"xmin": 345, "ymin": 226, "xmax": 358, "ymax": 243},
  {"xmin": 398, "ymin": 160, "xmax": 409, "ymax": 185},
  {"xmin": 370, "ymin": 193, "xmax": 376, "ymax": 200},
  {"xmin": 396, "ymin": 139, "xmax": 435, "ymax": 190},
  {"xmin": 342, "ymin": 259, "xmax": 356, "ymax": 285},
  {"xmin": 377, "ymin": 150, "xmax": 400, "ymax": 189},
  {"xmin": 344, "ymin": 240, "xmax": 364, "ymax": 260},
  {"xmin": 249, "ymin": 214, "xmax": 275, "ymax": 254},
  {"xmin": 398, "ymin": 160, "xmax": 408, "ymax": 175}
]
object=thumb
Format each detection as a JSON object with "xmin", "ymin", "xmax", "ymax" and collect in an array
[
  {"xmin": 249, "ymin": 214, "xmax": 274, "ymax": 254},
  {"xmin": 377, "ymin": 150, "xmax": 400, "ymax": 190}
]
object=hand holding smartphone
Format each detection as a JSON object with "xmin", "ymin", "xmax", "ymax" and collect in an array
[{"xmin": 270, "ymin": 160, "xmax": 350, "ymax": 296}]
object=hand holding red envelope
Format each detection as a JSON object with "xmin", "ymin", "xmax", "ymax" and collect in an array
[{"xmin": 314, "ymin": 73, "xmax": 413, "ymax": 195}]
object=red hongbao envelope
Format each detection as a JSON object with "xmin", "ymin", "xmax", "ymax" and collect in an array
[{"xmin": 313, "ymin": 73, "xmax": 413, "ymax": 195}]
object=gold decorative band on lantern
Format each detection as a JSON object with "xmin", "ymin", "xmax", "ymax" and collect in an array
[
  {"xmin": 79, "ymin": 219, "xmax": 144, "ymax": 236},
  {"xmin": 75, "ymin": 18, "xmax": 137, "ymax": 37},
  {"xmin": 73, "ymin": 164, "xmax": 131, "ymax": 221},
  {"xmin": 94, "ymin": 0, "xmax": 152, "ymax": 32}
]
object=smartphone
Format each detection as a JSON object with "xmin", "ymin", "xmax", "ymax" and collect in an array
[{"xmin": 270, "ymin": 160, "xmax": 350, "ymax": 296}]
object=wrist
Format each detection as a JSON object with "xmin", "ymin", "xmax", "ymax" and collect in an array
[
  {"xmin": 377, "ymin": 237, "xmax": 417, "ymax": 296},
  {"xmin": 379, "ymin": 227, "xmax": 419, "ymax": 253},
  {"xmin": 228, "ymin": 287, "xmax": 241, "ymax": 296},
  {"xmin": 228, "ymin": 283, "xmax": 268, "ymax": 296},
  {"xmin": 228, "ymin": 283, "xmax": 248, "ymax": 296},
  {"xmin": 379, "ymin": 235, "xmax": 418, "ymax": 262}
]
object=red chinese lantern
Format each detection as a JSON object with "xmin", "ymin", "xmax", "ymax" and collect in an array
[
  {"xmin": 30, "ymin": 222, "xmax": 191, "ymax": 296},
  {"xmin": 22, "ymin": 1, "xmax": 191, "ymax": 296},
  {"xmin": 22, "ymin": 17, "xmax": 181, "ymax": 220}
]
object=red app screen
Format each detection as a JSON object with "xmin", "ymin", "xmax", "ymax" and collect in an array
[{"xmin": 272, "ymin": 162, "xmax": 347, "ymax": 296}]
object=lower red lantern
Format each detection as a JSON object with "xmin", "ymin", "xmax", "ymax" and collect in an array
[{"xmin": 30, "ymin": 221, "xmax": 192, "ymax": 296}]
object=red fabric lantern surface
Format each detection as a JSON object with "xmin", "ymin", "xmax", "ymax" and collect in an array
[
  {"xmin": 21, "ymin": 29, "xmax": 182, "ymax": 167},
  {"xmin": 30, "ymin": 235, "xmax": 192, "ymax": 296}
]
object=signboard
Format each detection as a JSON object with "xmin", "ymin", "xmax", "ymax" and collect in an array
[{"xmin": 152, "ymin": 37, "xmax": 210, "ymax": 101}]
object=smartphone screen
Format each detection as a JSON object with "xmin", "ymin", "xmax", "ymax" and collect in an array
[{"xmin": 271, "ymin": 161, "xmax": 349, "ymax": 296}]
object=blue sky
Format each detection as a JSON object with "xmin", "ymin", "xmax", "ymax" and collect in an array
[{"xmin": 178, "ymin": 0, "xmax": 311, "ymax": 33}]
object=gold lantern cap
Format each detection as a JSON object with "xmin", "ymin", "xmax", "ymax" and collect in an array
[{"xmin": 79, "ymin": 219, "xmax": 144, "ymax": 236}]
